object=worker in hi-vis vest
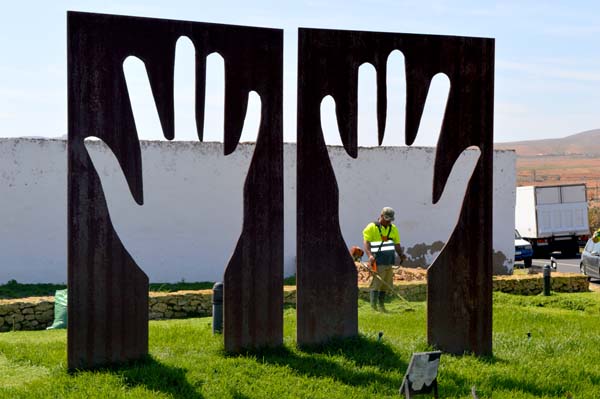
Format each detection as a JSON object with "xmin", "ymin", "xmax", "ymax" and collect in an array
[
  {"xmin": 593, "ymin": 228, "xmax": 600, "ymax": 243},
  {"xmin": 363, "ymin": 207, "xmax": 405, "ymax": 311}
]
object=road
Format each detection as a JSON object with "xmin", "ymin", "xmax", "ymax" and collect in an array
[{"xmin": 515, "ymin": 254, "xmax": 599, "ymax": 290}]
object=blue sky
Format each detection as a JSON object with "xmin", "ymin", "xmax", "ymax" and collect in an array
[{"xmin": 1, "ymin": 1, "xmax": 599, "ymax": 145}]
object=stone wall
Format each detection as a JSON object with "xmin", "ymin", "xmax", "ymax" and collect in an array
[
  {"xmin": 0, "ymin": 274, "xmax": 590, "ymax": 332},
  {"xmin": 493, "ymin": 273, "xmax": 589, "ymax": 295},
  {"xmin": 149, "ymin": 291, "xmax": 213, "ymax": 320},
  {"xmin": 0, "ymin": 296, "xmax": 55, "ymax": 332}
]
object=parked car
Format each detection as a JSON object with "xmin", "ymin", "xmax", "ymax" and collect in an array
[
  {"xmin": 580, "ymin": 239, "xmax": 600, "ymax": 279},
  {"xmin": 515, "ymin": 229, "xmax": 533, "ymax": 267}
]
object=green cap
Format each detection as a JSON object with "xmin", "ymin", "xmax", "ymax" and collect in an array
[{"xmin": 381, "ymin": 207, "xmax": 395, "ymax": 222}]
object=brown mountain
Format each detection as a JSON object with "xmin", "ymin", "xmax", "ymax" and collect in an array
[
  {"xmin": 495, "ymin": 129, "xmax": 600, "ymax": 157},
  {"xmin": 495, "ymin": 129, "xmax": 600, "ymax": 199}
]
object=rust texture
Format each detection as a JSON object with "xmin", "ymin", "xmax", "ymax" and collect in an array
[
  {"xmin": 297, "ymin": 28, "xmax": 494, "ymax": 355},
  {"xmin": 68, "ymin": 11, "xmax": 283, "ymax": 369}
]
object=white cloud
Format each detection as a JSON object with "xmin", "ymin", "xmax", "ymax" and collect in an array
[{"xmin": 498, "ymin": 60, "xmax": 600, "ymax": 82}]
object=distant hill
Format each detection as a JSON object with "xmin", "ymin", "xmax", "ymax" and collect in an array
[
  {"xmin": 495, "ymin": 129, "xmax": 600, "ymax": 157},
  {"xmin": 495, "ymin": 129, "xmax": 600, "ymax": 200}
]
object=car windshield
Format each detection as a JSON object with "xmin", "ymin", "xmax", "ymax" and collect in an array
[{"xmin": 515, "ymin": 229, "xmax": 522, "ymax": 239}]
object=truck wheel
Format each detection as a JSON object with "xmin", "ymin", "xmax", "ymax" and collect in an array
[
  {"xmin": 562, "ymin": 249, "xmax": 574, "ymax": 257},
  {"xmin": 562, "ymin": 242, "xmax": 579, "ymax": 258},
  {"xmin": 524, "ymin": 258, "xmax": 532, "ymax": 268},
  {"xmin": 533, "ymin": 248, "xmax": 547, "ymax": 259}
]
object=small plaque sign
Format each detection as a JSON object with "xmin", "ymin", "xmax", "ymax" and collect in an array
[{"xmin": 399, "ymin": 351, "xmax": 442, "ymax": 398}]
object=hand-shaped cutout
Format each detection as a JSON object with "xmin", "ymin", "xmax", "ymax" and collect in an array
[
  {"xmin": 322, "ymin": 53, "xmax": 480, "ymax": 267},
  {"xmin": 296, "ymin": 26, "xmax": 493, "ymax": 355},
  {"xmin": 84, "ymin": 43, "xmax": 261, "ymax": 283}
]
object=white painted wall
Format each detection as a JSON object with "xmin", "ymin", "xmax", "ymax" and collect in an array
[
  {"xmin": 0, "ymin": 138, "xmax": 515, "ymax": 283},
  {"xmin": 285, "ymin": 145, "xmax": 516, "ymax": 275},
  {"xmin": 0, "ymin": 139, "xmax": 68, "ymax": 283}
]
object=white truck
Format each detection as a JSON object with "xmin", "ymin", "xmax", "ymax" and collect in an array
[{"xmin": 515, "ymin": 184, "xmax": 590, "ymax": 257}]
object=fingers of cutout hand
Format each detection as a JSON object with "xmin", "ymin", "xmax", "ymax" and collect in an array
[
  {"xmin": 83, "ymin": 42, "xmax": 261, "ymax": 282},
  {"xmin": 321, "ymin": 53, "xmax": 480, "ymax": 267}
]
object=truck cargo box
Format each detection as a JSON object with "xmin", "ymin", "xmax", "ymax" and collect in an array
[{"xmin": 515, "ymin": 184, "xmax": 589, "ymax": 256}]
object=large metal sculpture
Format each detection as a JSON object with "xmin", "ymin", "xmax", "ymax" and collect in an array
[
  {"xmin": 297, "ymin": 28, "xmax": 494, "ymax": 355},
  {"xmin": 68, "ymin": 11, "xmax": 283, "ymax": 369}
]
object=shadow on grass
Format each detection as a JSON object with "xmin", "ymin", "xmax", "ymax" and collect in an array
[
  {"xmin": 440, "ymin": 354, "xmax": 570, "ymax": 398},
  {"xmin": 467, "ymin": 353, "xmax": 507, "ymax": 366},
  {"xmin": 229, "ymin": 391, "xmax": 251, "ymax": 399},
  {"xmin": 233, "ymin": 335, "xmax": 407, "ymax": 391},
  {"xmin": 114, "ymin": 356, "xmax": 203, "ymax": 399},
  {"xmin": 443, "ymin": 369, "xmax": 571, "ymax": 398}
]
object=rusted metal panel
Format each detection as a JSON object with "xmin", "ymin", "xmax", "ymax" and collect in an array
[
  {"xmin": 297, "ymin": 28, "xmax": 493, "ymax": 355},
  {"xmin": 425, "ymin": 36, "xmax": 494, "ymax": 357},
  {"xmin": 68, "ymin": 11, "xmax": 283, "ymax": 369}
]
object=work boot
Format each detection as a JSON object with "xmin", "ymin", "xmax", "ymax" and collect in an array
[
  {"xmin": 378, "ymin": 291, "xmax": 387, "ymax": 312},
  {"xmin": 370, "ymin": 291, "xmax": 378, "ymax": 310}
]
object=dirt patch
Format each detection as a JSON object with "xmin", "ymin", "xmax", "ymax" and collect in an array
[
  {"xmin": 513, "ymin": 154, "xmax": 600, "ymax": 203},
  {"xmin": 0, "ymin": 296, "xmax": 54, "ymax": 305},
  {"xmin": 356, "ymin": 262, "xmax": 427, "ymax": 284}
]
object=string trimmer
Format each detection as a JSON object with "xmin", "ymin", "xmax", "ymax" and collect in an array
[{"xmin": 356, "ymin": 261, "xmax": 414, "ymax": 310}]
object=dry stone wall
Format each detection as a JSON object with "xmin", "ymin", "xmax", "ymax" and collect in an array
[
  {"xmin": 493, "ymin": 273, "xmax": 589, "ymax": 295},
  {"xmin": 0, "ymin": 274, "xmax": 590, "ymax": 332},
  {"xmin": 148, "ymin": 291, "xmax": 213, "ymax": 320},
  {"xmin": 0, "ymin": 296, "xmax": 55, "ymax": 332}
]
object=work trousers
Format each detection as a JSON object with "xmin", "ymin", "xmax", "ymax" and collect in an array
[{"xmin": 369, "ymin": 264, "xmax": 394, "ymax": 292}]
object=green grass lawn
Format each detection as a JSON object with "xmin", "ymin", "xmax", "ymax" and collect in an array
[{"xmin": 1, "ymin": 292, "xmax": 599, "ymax": 398}]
